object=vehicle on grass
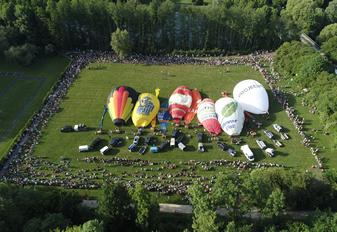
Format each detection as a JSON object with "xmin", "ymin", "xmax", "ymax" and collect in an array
[
  {"xmin": 138, "ymin": 146, "xmax": 147, "ymax": 155},
  {"xmin": 273, "ymin": 124, "xmax": 283, "ymax": 132},
  {"xmin": 61, "ymin": 123, "xmax": 87, "ymax": 132},
  {"xmin": 60, "ymin": 125, "xmax": 73, "ymax": 133},
  {"xmin": 178, "ymin": 142, "xmax": 186, "ymax": 151},
  {"xmin": 227, "ymin": 148, "xmax": 236, "ymax": 157},
  {"xmin": 128, "ymin": 136, "xmax": 140, "ymax": 152},
  {"xmin": 240, "ymin": 144, "xmax": 254, "ymax": 162},
  {"xmin": 159, "ymin": 140, "xmax": 170, "ymax": 151},
  {"xmin": 198, "ymin": 142, "xmax": 205, "ymax": 152},
  {"xmin": 100, "ymin": 146, "xmax": 111, "ymax": 155},
  {"xmin": 89, "ymin": 137, "xmax": 103, "ymax": 150},
  {"xmin": 272, "ymin": 139, "xmax": 283, "ymax": 147},
  {"xmin": 109, "ymin": 137, "xmax": 123, "ymax": 147},
  {"xmin": 128, "ymin": 143, "xmax": 138, "ymax": 152},
  {"xmin": 79, "ymin": 137, "xmax": 103, "ymax": 152},
  {"xmin": 150, "ymin": 145, "xmax": 159, "ymax": 153},
  {"xmin": 280, "ymin": 133, "xmax": 290, "ymax": 140},
  {"xmin": 256, "ymin": 139, "xmax": 267, "ymax": 149},
  {"xmin": 217, "ymin": 141, "xmax": 229, "ymax": 151},
  {"xmin": 79, "ymin": 145, "xmax": 90, "ymax": 152},
  {"xmin": 265, "ymin": 148, "xmax": 275, "ymax": 157},
  {"xmin": 263, "ymin": 129, "xmax": 274, "ymax": 139},
  {"xmin": 170, "ymin": 138, "xmax": 175, "ymax": 148}
]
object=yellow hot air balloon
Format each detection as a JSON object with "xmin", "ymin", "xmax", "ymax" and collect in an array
[{"xmin": 132, "ymin": 89, "xmax": 160, "ymax": 128}]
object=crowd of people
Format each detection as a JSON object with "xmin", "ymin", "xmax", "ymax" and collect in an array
[{"xmin": 0, "ymin": 50, "xmax": 323, "ymax": 195}]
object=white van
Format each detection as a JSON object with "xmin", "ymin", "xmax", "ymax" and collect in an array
[{"xmin": 240, "ymin": 145, "xmax": 254, "ymax": 162}]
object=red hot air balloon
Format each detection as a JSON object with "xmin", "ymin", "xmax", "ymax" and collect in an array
[
  {"xmin": 197, "ymin": 98, "xmax": 222, "ymax": 136},
  {"xmin": 168, "ymin": 86, "xmax": 192, "ymax": 123}
]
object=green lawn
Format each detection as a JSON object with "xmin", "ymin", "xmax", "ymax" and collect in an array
[
  {"xmin": 32, "ymin": 62, "xmax": 317, "ymax": 177},
  {"xmin": 0, "ymin": 56, "xmax": 69, "ymax": 159}
]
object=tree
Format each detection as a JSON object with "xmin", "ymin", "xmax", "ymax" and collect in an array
[
  {"xmin": 325, "ymin": 0, "xmax": 337, "ymax": 23},
  {"xmin": 281, "ymin": 0, "xmax": 326, "ymax": 36},
  {"xmin": 318, "ymin": 23, "xmax": 337, "ymax": 43},
  {"xmin": 110, "ymin": 28, "xmax": 132, "ymax": 59},
  {"xmin": 298, "ymin": 54, "xmax": 332, "ymax": 87},
  {"xmin": 40, "ymin": 213, "xmax": 71, "ymax": 232},
  {"xmin": 4, "ymin": 43, "xmax": 37, "ymax": 65},
  {"xmin": 262, "ymin": 188, "xmax": 285, "ymax": 219},
  {"xmin": 129, "ymin": 184, "xmax": 159, "ymax": 232},
  {"xmin": 0, "ymin": 27, "xmax": 9, "ymax": 54},
  {"xmin": 192, "ymin": 210, "xmax": 219, "ymax": 232},
  {"xmin": 321, "ymin": 36, "xmax": 337, "ymax": 62},
  {"xmin": 81, "ymin": 219, "xmax": 104, "ymax": 232},
  {"xmin": 211, "ymin": 172, "xmax": 251, "ymax": 220},
  {"xmin": 98, "ymin": 182, "xmax": 136, "ymax": 232},
  {"xmin": 187, "ymin": 183, "xmax": 218, "ymax": 232}
]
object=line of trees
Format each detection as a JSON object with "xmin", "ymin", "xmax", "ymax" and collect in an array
[
  {"xmin": 187, "ymin": 168, "xmax": 337, "ymax": 231},
  {"xmin": 0, "ymin": 0, "xmax": 336, "ymax": 64},
  {"xmin": 1, "ymin": 168, "xmax": 337, "ymax": 231}
]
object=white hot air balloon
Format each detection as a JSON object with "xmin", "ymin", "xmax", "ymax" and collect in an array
[
  {"xmin": 215, "ymin": 97, "xmax": 244, "ymax": 136},
  {"xmin": 233, "ymin": 80, "xmax": 269, "ymax": 114}
]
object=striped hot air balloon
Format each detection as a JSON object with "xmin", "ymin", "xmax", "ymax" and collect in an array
[
  {"xmin": 107, "ymin": 86, "xmax": 138, "ymax": 127},
  {"xmin": 197, "ymin": 98, "xmax": 222, "ymax": 136},
  {"xmin": 168, "ymin": 86, "xmax": 192, "ymax": 123}
]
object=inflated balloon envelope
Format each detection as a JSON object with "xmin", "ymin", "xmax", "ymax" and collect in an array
[
  {"xmin": 132, "ymin": 89, "xmax": 160, "ymax": 128},
  {"xmin": 107, "ymin": 86, "xmax": 139, "ymax": 127},
  {"xmin": 233, "ymin": 79, "xmax": 269, "ymax": 114},
  {"xmin": 215, "ymin": 97, "xmax": 244, "ymax": 136},
  {"xmin": 168, "ymin": 86, "xmax": 192, "ymax": 123},
  {"xmin": 197, "ymin": 98, "xmax": 222, "ymax": 136}
]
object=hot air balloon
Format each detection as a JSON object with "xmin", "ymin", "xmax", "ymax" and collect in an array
[
  {"xmin": 107, "ymin": 86, "xmax": 139, "ymax": 127},
  {"xmin": 233, "ymin": 80, "xmax": 269, "ymax": 114},
  {"xmin": 168, "ymin": 86, "xmax": 192, "ymax": 123},
  {"xmin": 215, "ymin": 97, "xmax": 244, "ymax": 136},
  {"xmin": 184, "ymin": 89, "xmax": 202, "ymax": 125},
  {"xmin": 197, "ymin": 98, "xmax": 222, "ymax": 136},
  {"xmin": 132, "ymin": 89, "xmax": 160, "ymax": 128}
]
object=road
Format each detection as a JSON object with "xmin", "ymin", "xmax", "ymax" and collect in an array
[{"xmin": 81, "ymin": 201, "xmax": 316, "ymax": 220}]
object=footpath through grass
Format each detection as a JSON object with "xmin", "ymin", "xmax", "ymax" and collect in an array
[
  {"xmin": 33, "ymin": 62, "xmax": 315, "ymax": 173},
  {"xmin": 0, "ymin": 56, "xmax": 69, "ymax": 159}
]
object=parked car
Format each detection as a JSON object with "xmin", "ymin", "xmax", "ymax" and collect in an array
[
  {"xmin": 256, "ymin": 139, "xmax": 267, "ymax": 149},
  {"xmin": 240, "ymin": 145, "xmax": 254, "ymax": 162},
  {"xmin": 272, "ymin": 139, "xmax": 283, "ymax": 147},
  {"xmin": 265, "ymin": 148, "xmax": 275, "ymax": 157},
  {"xmin": 273, "ymin": 124, "xmax": 283, "ymax": 132},
  {"xmin": 263, "ymin": 129, "xmax": 274, "ymax": 139},
  {"xmin": 227, "ymin": 148, "xmax": 236, "ymax": 157}
]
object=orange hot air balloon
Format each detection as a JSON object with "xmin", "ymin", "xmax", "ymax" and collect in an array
[
  {"xmin": 184, "ymin": 89, "xmax": 202, "ymax": 125},
  {"xmin": 107, "ymin": 86, "xmax": 138, "ymax": 126}
]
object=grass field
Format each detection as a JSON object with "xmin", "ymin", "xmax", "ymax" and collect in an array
[
  {"xmin": 0, "ymin": 57, "xmax": 69, "ymax": 159},
  {"xmin": 31, "ymin": 62, "xmax": 317, "ymax": 178}
]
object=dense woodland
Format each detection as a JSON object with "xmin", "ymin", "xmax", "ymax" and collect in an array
[
  {"xmin": 0, "ymin": 0, "xmax": 337, "ymax": 64},
  {"xmin": 1, "ymin": 169, "xmax": 337, "ymax": 231}
]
